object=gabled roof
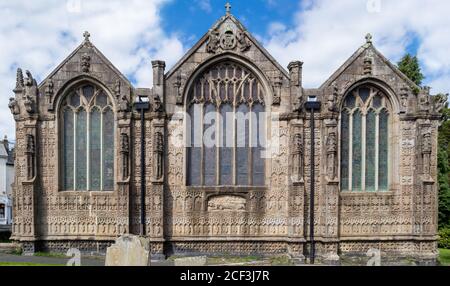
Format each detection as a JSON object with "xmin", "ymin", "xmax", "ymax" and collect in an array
[
  {"xmin": 166, "ymin": 12, "xmax": 289, "ymax": 78},
  {"xmin": 38, "ymin": 34, "xmax": 133, "ymax": 88},
  {"xmin": 320, "ymin": 37, "xmax": 421, "ymax": 90}
]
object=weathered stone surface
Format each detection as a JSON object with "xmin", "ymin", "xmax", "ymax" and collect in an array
[
  {"xmin": 105, "ymin": 235, "xmax": 150, "ymax": 266},
  {"xmin": 9, "ymin": 6, "xmax": 441, "ymax": 264}
]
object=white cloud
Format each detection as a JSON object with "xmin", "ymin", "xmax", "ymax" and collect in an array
[
  {"xmin": 1, "ymin": 0, "xmax": 450, "ymax": 142},
  {"xmin": 263, "ymin": 0, "xmax": 450, "ymax": 94},
  {"xmin": 196, "ymin": 0, "xmax": 212, "ymax": 13},
  {"xmin": 0, "ymin": 0, "xmax": 185, "ymax": 140}
]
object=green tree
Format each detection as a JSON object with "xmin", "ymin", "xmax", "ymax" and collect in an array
[
  {"xmin": 397, "ymin": 54, "xmax": 425, "ymax": 86},
  {"xmin": 398, "ymin": 53, "xmax": 449, "ymax": 229},
  {"xmin": 438, "ymin": 100, "xmax": 450, "ymax": 228}
]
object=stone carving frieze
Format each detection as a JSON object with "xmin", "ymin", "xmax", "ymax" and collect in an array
[{"xmin": 207, "ymin": 196, "xmax": 246, "ymax": 212}]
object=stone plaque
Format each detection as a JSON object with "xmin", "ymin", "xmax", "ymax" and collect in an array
[{"xmin": 105, "ymin": 235, "xmax": 150, "ymax": 266}]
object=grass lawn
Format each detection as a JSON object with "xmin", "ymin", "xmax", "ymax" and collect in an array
[
  {"xmin": 0, "ymin": 262, "xmax": 63, "ymax": 266},
  {"xmin": 439, "ymin": 249, "xmax": 450, "ymax": 266},
  {"xmin": 34, "ymin": 252, "xmax": 67, "ymax": 258}
]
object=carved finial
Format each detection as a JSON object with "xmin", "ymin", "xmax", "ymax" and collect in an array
[
  {"xmin": 225, "ymin": 2, "xmax": 231, "ymax": 15},
  {"xmin": 15, "ymin": 68, "xmax": 24, "ymax": 90},
  {"xmin": 83, "ymin": 31, "xmax": 91, "ymax": 42},
  {"xmin": 365, "ymin": 33, "xmax": 373, "ymax": 44}
]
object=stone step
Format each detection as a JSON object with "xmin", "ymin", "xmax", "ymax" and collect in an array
[{"xmin": 0, "ymin": 243, "xmax": 21, "ymax": 254}]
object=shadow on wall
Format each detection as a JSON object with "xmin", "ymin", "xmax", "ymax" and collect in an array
[{"xmin": 0, "ymin": 231, "xmax": 12, "ymax": 242}]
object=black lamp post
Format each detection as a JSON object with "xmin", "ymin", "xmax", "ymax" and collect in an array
[
  {"xmin": 134, "ymin": 96, "xmax": 150, "ymax": 236},
  {"xmin": 304, "ymin": 95, "xmax": 321, "ymax": 264}
]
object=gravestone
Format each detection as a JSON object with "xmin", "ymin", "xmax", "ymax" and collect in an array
[{"xmin": 105, "ymin": 235, "xmax": 151, "ymax": 266}]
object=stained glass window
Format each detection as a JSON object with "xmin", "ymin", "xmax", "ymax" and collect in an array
[
  {"xmin": 365, "ymin": 110, "xmax": 376, "ymax": 191},
  {"xmin": 188, "ymin": 104, "xmax": 202, "ymax": 185},
  {"xmin": 63, "ymin": 108, "xmax": 74, "ymax": 190},
  {"xmin": 103, "ymin": 108, "xmax": 115, "ymax": 190},
  {"xmin": 220, "ymin": 104, "xmax": 233, "ymax": 185},
  {"xmin": 341, "ymin": 86, "xmax": 391, "ymax": 192},
  {"xmin": 61, "ymin": 84, "xmax": 115, "ymax": 191},
  {"xmin": 236, "ymin": 104, "xmax": 249, "ymax": 185},
  {"xmin": 203, "ymin": 103, "xmax": 216, "ymax": 186},
  {"xmin": 187, "ymin": 62, "xmax": 266, "ymax": 187},
  {"xmin": 89, "ymin": 108, "xmax": 101, "ymax": 191},
  {"xmin": 352, "ymin": 110, "xmax": 362, "ymax": 191},
  {"xmin": 378, "ymin": 109, "xmax": 389, "ymax": 190},
  {"xmin": 340, "ymin": 111, "xmax": 350, "ymax": 191},
  {"xmin": 75, "ymin": 109, "xmax": 87, "ymax": 190},
  {"xmin": 83, "ymin": 85, "xmax": 94, "ymax": 102},
  {"xmin": 252, "ymin": 103, "xmax": 265, "ymax": 186},
  {"xmin": 96, "ymin": 92, "xmax": 108, "ymax": 108}
]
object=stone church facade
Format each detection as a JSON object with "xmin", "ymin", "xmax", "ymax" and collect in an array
[{"xmin": 9, "ymin": 9, "xmax": 446, "ymax": 264}]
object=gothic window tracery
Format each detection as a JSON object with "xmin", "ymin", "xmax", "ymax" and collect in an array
[
  {"xmin": 340, "ymin": 86, "xmax": 391, "ymax": 192},
  {"xmin": 187, "ymin": 62, "xmax": 266, "ymax": 186},
  {"xmin": 61, "ymin": 84, "xmax": 115, "ymax": 191}
]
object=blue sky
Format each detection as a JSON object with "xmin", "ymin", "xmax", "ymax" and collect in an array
[
  {"xmin": 0, "ymin": 0, "xmax": 449, "ymax": 140},
  {"xmin": 161, "ymin": 0, "xmax": 300, "ymax": 46}
]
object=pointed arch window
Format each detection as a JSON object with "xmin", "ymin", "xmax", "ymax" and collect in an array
[
  {"xmin": 187, "ymin": 62, "xmax": 266, "ymax": 186},
  {"xmin": 61, "ymin": 84, "xmax": 115, "ymax": 191},
  {"xmin": 340, "ymin": 86, "xmax": 391, "ymax": 192}
]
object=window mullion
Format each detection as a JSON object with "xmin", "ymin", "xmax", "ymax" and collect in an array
[
  {"xmin": 349, "ymin": 112, "xmax": 353, "ymax": 191},
  {"xmin": 361, "ymin": 112, "xmax": 366, "ymax": 191},
  {"xmin": 200, "ymin": 103, "xmax": 204, "ymax": 186},
  {"xmin": 233, "ymin": 105, "xmax": 237, "ymax": 186},
  {"xmin": 248, "ymin": 105, "xmax": 253, "ymax": 185},
  {"xmin": 216, "ymin": 106, "xmax": 220, "ymax": 185},
  {"xmin": 73, "ymin": 111, "xmax": 77, "ymax": 190},
  {"xmin": 100, "ymin": 109, "xmax": 104, "ymax": 191},
  {"xmin": 87, "ymin": 109, "xmax": 90, "ymax": 191},
  {"xmin": 375, "ymin": 112, "xmax": 380, "ymax": 191}
]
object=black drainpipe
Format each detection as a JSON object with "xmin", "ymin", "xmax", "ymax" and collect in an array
[
  {"xmin": 135, "ymin": 97, "xmax": 150, "ymax": 236},
  {"xmin": 305, "ymin": 96, "xmax": 321, "ymax": 264}
]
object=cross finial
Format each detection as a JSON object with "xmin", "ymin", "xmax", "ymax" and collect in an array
[
  {"xmin": 225, "ymin": 2, "xmax": 231, "ymax": 15},
  {"xmin": 365, "ymin": 33, "xmax": 372, "ymax": 44},
  {"xmin": 83, "ymin": 31, "xmax": 91, "ymax": 42}
]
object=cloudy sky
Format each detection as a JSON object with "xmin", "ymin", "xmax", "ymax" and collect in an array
[{"xmin": 1, "ymin": 0, "xmax": 449, "ymax": 140}]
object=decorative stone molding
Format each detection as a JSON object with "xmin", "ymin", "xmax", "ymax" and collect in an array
[
  {"xmin": 207, "ymin": 195, "xmax": 246, "ymax": 212},
  {"xmin": 81, "ymin": 53, "xmax": 91, "ymax": 73},
  {"xmin": 288, "ymin": 61, "xmax": 303, "ymax": 112},
  {"xmin": 120, "ymin": 133, "xmax": 130, "ymax": 181},
  {"xmin": 292, "ymin": 132, "xmax": 304, "ymax": 183},
  {"xmin": 152, "ymin": 131, "xmax": 164, "ymax": 182},
  {"xmin": 418, "ymin": 87, "xmax": 431, "ymax": 113},
  {"xmin": 45, "ymin": 79, "xmax": 54, "ymax": 109},
  {"xmin": 421, "ymin": 127, "xmax": 432, "ymax": 177},
  {"xmin": 8, "ymin": 97, "xmax": 20, "ymax": 116},
  {"xmin": 25, "ymin": 134, "xmax": 36, "ymax": 181},
  {"xmin": 173, "ymin": 71, "xmax": 183, "ymax": 105},
  {"xmin": 14, "ymin": 68, "xmax": 24, "ymax": 92},
  {"xmin": 326, "ymin": 83, "xmax": 338, "ymax": 113},
  {"xmin": 272, "ymin": 72, "xmax": 283, "ymax": 105},
  {"xmin": 400, "ymin": 85, "xmax": 410, "ymax": 113},
  {"xmin": 326, "ymin": 123, "xmax": 338, "ymax": 181},
  {"xmin": 206, "ymin": 20, "xmax": 251, "ymax": 54}
]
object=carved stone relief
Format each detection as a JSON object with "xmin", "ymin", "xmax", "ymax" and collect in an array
[{"xmin": 207, "ymin": 196, "xmax": 246, "ymax": 212}]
